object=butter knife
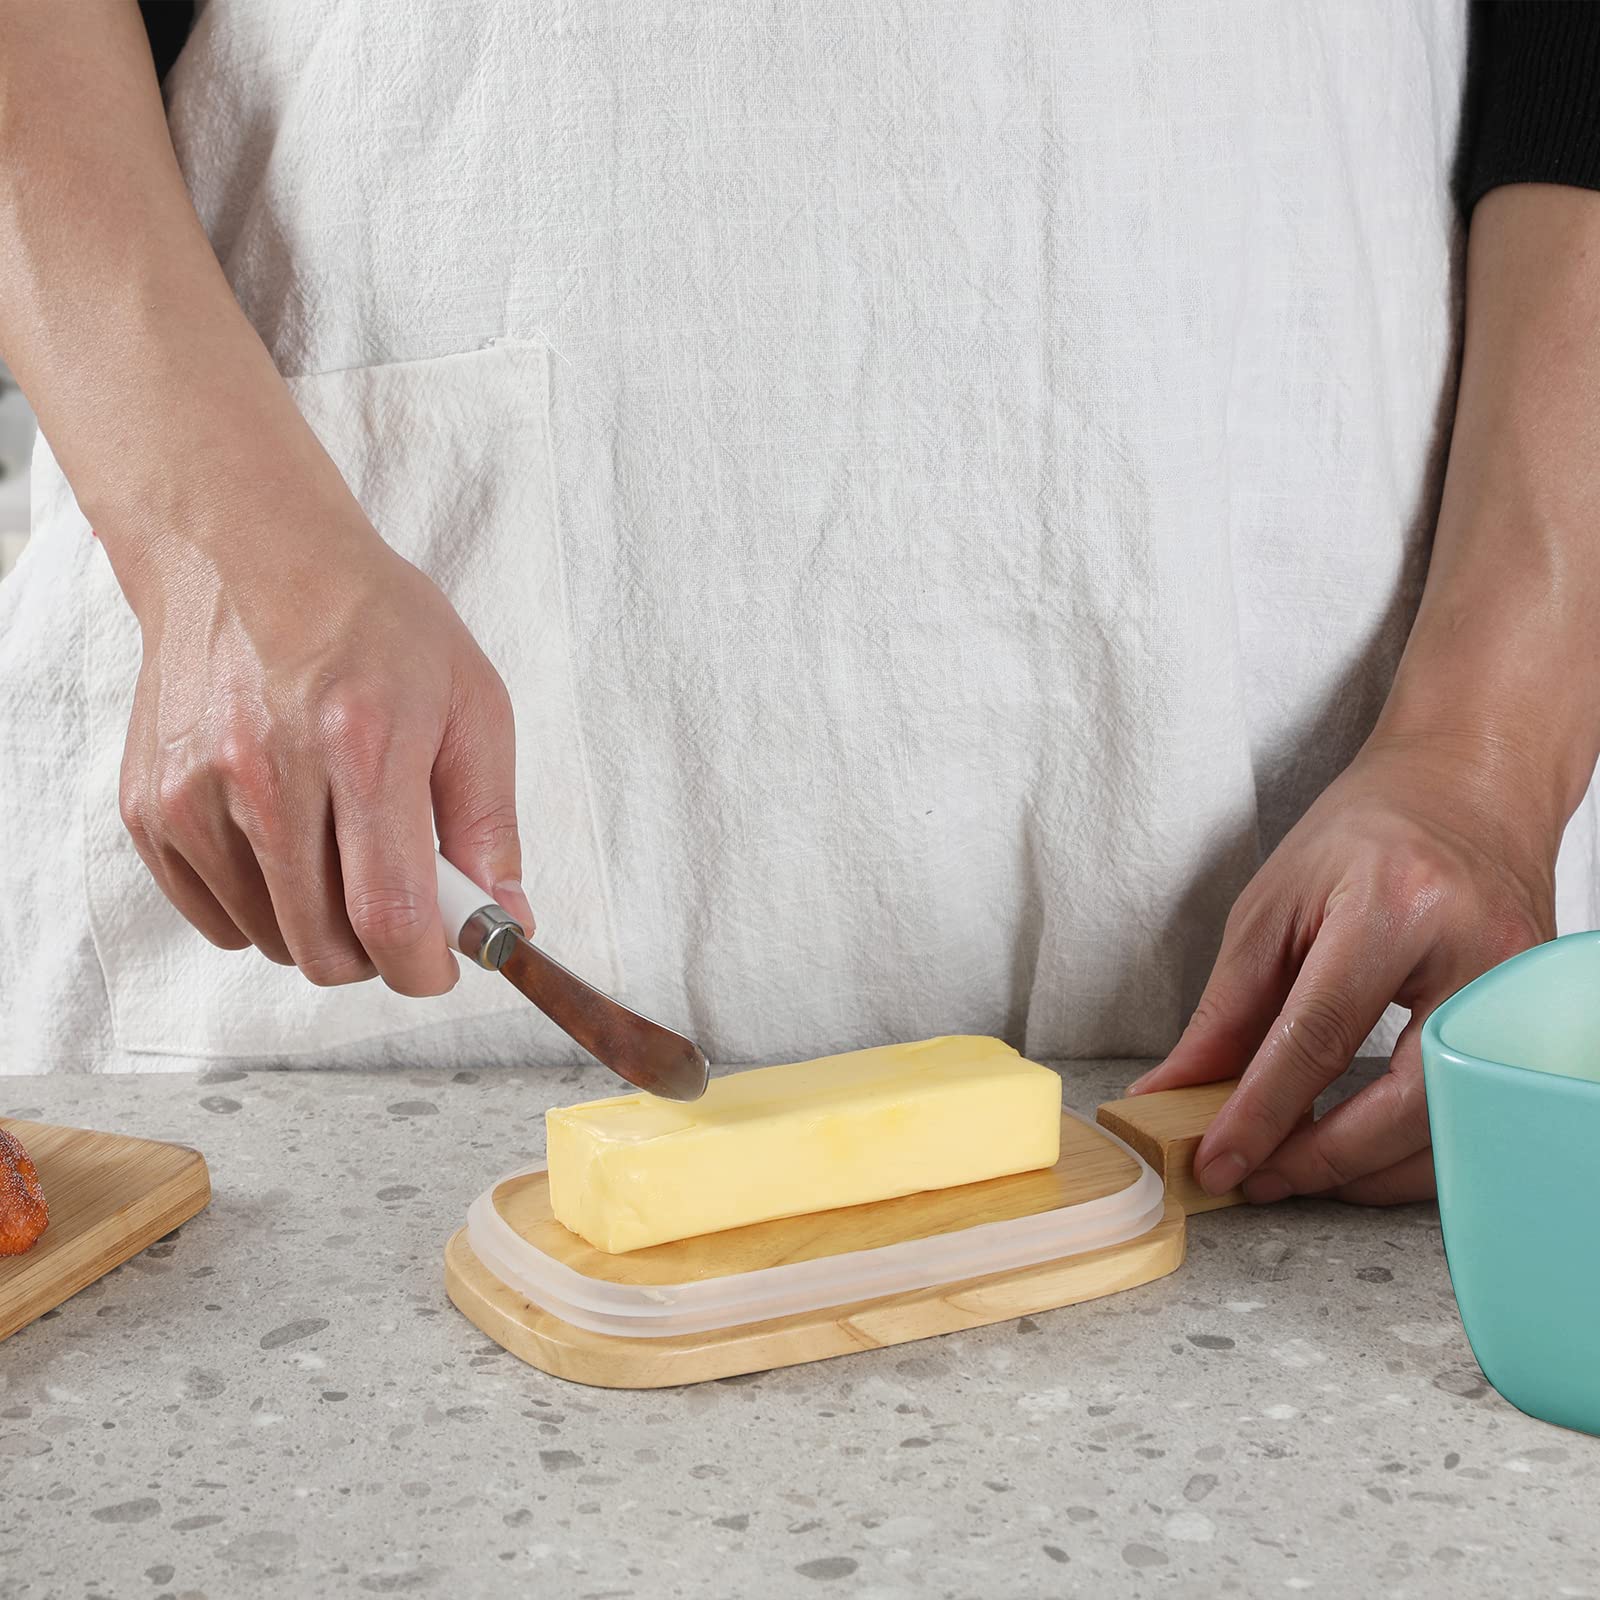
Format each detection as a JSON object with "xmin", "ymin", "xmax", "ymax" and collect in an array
[{"xmin": 435, "ymin": 854, "xmax": 709, "ymax": 1102}]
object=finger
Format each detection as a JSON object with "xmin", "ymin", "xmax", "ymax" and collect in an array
[
  {"xmin": 242, "ymin": 782, "xmax": 378, "ymax": 988},
  {"xmin": 1194, "ymin": 904, "xmax": 1424, "ymax": 1196},
  {"xmin": 1127, "ymin": 901, "xmax": 1293, "ymax": 1095},
  {"xmin": 1242, "ymin": 1017, "xmax": 1430, "ymax": 1201},
  {"xmin": 433, "ymin": 662, "xmax": 534, "ymax": 933},
  {"xmin": 156, "ymin": 789, "xmax": 296, "ymax": 964},
  {"xmin": 329, "ymin": 721, "xmax": 458, "ymax": 998},
  {"xmin": 134, "ymin": 835, "xmax": 251, "ymax": 951},
  {"xmin": 157, "ymin": 853, "xmax": 252, "ymax": 950},
  {"xmin": 122, "ymin": 764, "xmax": 277, "ymax": 956},
  {"xmin": 184, "ymin": 831, "xmax": 295, "ymax": 963},
  {"xmin": 1324, "ymin": 1146, "xmax": 1437, "ymax": 1206}
]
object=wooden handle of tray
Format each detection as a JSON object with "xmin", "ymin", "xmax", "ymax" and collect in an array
[{"xmin": 1096, "ymin": 1079, "xmax": 1245, "ymax": 1215}]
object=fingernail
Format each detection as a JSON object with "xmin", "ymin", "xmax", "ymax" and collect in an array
[
  {"xmin": 1243, "ymin": 1172, "xmax": 1292, "ymax": 1205},
  {"xmin": 1196, "ymin": 1150, "xmax": 1248, "ymax": 1195},
  {"xmin": 494, "ymin": 879, "xmax": 534, "ymax": 931},
  {"xmin": 1125, "ymin": 1070, "xmax": 1156, "ymax": 1094}
]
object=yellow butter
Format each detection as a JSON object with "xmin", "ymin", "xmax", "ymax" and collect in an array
[{"xmin": 544, "ymin": 1035, "xmax": 1063, "ymax": 1253}]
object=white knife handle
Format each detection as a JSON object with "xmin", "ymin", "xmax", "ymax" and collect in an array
[{"xmin": 435, "ymin": 853, "xmax": 523, "ymax": 969}]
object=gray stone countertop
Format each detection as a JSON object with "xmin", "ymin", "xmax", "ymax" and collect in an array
[{"xmin": 2, "ymin": 1059, "xmax": 1596, "ymax": 1600}]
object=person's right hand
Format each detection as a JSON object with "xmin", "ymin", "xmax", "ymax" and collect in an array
[
  {"xmin": 112, "ymin": 478, "xmax": 535, "ymax": 995},
  {"xmin": 0, "ymin": 0, "xmax": 537, "ymax": 999}
]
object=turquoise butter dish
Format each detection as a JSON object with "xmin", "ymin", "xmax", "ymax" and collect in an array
[{"xmin": 1422, "ymin": 931, "xmax": 1600, "ymax": 1436}]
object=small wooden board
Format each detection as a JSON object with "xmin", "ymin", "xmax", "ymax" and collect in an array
[
  {"xmin": 447, "ymin": 1086, "xmax": 1236, "ymax": 1388},
  {"xmin": 1098, "ymin": 1079, "xmax": 1245, "ymax": 1214},
  {"xmin": 0, "ymin": 1119, "xmax": 212, "ymax": 1344}
]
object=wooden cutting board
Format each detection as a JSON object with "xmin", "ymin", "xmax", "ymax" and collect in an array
[
  {"xmin": 0, "ymin": 1119, "xmax": 211, "ymax": 1343},
  {"xmin": 446, "ymin": 1080, "xmax": 1238, "ymax": 1387}
]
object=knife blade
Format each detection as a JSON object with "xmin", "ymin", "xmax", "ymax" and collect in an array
[{"xmin": 435, "ymin": 854, "xmax": 709, "ymax": 1102}]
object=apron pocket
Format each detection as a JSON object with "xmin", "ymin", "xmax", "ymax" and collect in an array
[{"xmin": 79, "ymin": 341, "xmax": 620, "ymax": 1058}]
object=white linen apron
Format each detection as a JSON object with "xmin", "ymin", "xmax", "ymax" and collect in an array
[{"xmin": 4, "ymin": 0, "xmax": 1595, "ymax": 1075}]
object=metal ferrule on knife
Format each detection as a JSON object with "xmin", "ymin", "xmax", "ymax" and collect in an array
[{"xmin": 434, "ymin": 854, "xmax": 710, "ymax": 1103}]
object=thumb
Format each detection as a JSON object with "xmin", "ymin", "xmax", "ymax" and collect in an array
[{"xmin": 433, "ymin": 665, "xmax": 536, "ymax": 935}]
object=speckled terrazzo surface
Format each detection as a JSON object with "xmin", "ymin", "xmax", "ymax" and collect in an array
[{"xmin": 2, "ymin": 1059, "xmax": 1597, "ymax": 1600}]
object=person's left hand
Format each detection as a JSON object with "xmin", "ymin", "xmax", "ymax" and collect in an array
[{"xmin": 1127, "ymin": 730, "xmax": 1558, "ymax": 1205}]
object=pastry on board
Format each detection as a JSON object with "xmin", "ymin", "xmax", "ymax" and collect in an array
[{"xmin": 0, "ymin": 1125, "xmax": 48, "ymax": 1255}]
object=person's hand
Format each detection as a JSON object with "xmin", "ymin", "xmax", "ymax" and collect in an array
[
  {"xmin": 113, "ymin": 476, "xmax": 535, "ymax": 995},
  {"xmin": 0, "ymin": 0, "xmax": 534, "ymax": 997},
  {"xmin": 1127, "ymin": 731, "xmax": 1557, "ymax": 1205}
]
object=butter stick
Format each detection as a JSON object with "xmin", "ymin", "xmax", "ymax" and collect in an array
[{"xmin": 544, "ymin": 1035, "xmax": 1063, "ymax": 1253}]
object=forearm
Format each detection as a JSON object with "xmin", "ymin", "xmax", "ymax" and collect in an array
[
  {"xmin": 1374, "ymin": 183, "xmax": 1600, "ymax": 841},
  {"xmin": 0, "ymin": 0, "xmax": 342, "ymax": 612}
]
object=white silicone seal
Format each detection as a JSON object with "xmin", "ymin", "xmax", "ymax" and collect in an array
[{"xmin": 465, "ymin": 1111, "xmax": 1165, "ymax": 1339}]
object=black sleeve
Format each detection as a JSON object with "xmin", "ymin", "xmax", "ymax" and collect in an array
[
  {"xmin": 1455, "ymin": 2, "xmax": 1600, "ymax": 216},
  {"xmin": 138, "ymin": 0, "xmax": 195, "ymax": 85}
]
